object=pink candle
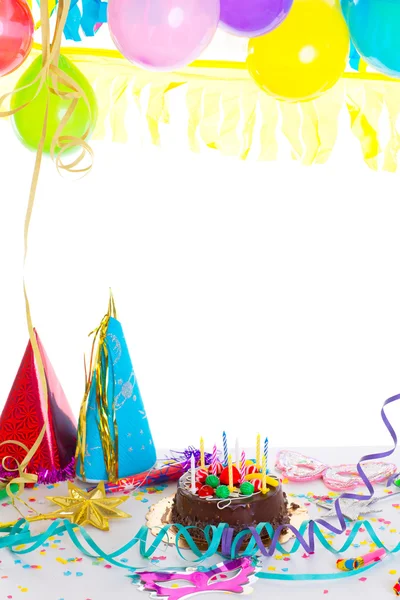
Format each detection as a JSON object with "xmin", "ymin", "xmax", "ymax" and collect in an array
[
  {"xmin": 240, "ymin": 450, "xmax": 246, "ymax": 484},
  {"xmin": 212, "ymin": 444, "xmax": 218, "ymax": 475}
]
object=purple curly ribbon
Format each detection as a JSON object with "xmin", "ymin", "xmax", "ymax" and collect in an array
[
  {"xmin": 165, "ymin": 447, "xmax": 214, "ymax": 471},
  {"xmin": 0, "ymin": 458, "xmax": 75, "ymax": 486},
  {"xmin": 221, "ymin": 392, "xmax": 400, "ymax": 557}
]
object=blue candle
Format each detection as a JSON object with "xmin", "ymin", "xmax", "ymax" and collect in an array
[
  {"xmin": 222, "ymin": 431, "xmax": 228, "ymax": 466},
  {"xmin": 264, "ymin": 437, "xmax": 269, "ymax": 473}
]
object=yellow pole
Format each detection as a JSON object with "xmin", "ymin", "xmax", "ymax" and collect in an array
[
  {"xmin": 256, "ymin": 433, "xmax": 261, "ymax": 470},
  {"xmin": 228, "ymin": 454, "xmax": 234, "ymax": 493},
  {"xmin": 200, "ymin": 437, "xmax": 205, "ymax": 469},
  {"xmin": 262, "ymin": 455, "xmax": 267, "ymax": 494}
]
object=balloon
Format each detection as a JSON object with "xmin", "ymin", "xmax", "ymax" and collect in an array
[
  {"xmin": 347, "ymin": 0, "xmax": 400, "ymax": 78},
  {"xmin": 220, "ymin": 0, "xmax": 293, "ymax": 37},
  {"xmin": 11, "ymin": 54, "xmax": 98, "ymax": 154},
  {"xmin": 0, "ymin": 0, "xmax": 34, "ymax": 77},
  {"xmin": 247, "ymin": 0, "xmax": 350, "ymax": 102},
  {"xmin": 108, "ymin": 0, "xmax": 220, "ymax": 71}
]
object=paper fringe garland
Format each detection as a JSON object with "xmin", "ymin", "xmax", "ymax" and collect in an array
[{"xmin": 2, "ymin": 47, "xmax": 400, "ymax": 172}]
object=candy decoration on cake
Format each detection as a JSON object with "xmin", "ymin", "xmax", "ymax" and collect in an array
[
  {"xmin": 252, "ymin": 478, "xmax": 263, "ymax": 492},
  {"xmin": 75, "ymin": 295, "xmax": 156, "ymax": 482},
  {"xmin": 0, "ymin": 331, "xmax": 76, "ymax": 483},
  {"xmin": 220, "ymin": 465, "xmax": 241, "ymax": 486},
  {"xmin": 216, "ymin": 484, "xmax": 230, "ymax": 499},
  {"xmin": 198, "ymin": 485, "xmax": 215, "ymax": 497},
  {"xmin": 246, "ymin": 464, "xmax": 257, "ymax": 475},
  {"xmin": 240, "ymin": 482, "xmax": 254, "ymax": 496},
  {"xmin": 196, "ymin": 468, "xmax": 209, "ymax": 484},
  {"xmin": 209, "ymin": 460, "xmax": 223, "ymax": 476},
  {"xmin": 206, "ymin": 475, "xmax": 220, "ymax": 488}
]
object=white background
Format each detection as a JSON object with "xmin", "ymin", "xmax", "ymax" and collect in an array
[{"xmin": 0, "ymin": 30, "xmax": 400, "ymax": 455}]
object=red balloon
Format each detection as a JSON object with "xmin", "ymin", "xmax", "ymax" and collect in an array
[{"xmin": 0, "ymin": 0, "xmax": 34, "ymax": 77}]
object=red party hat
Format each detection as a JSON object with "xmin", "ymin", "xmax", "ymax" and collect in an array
[{"xmin": 0, "ymin": 332, "xmax": 77, "ymax": 480}]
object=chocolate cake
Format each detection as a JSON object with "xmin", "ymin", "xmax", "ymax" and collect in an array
[{"xmin": 171, "ymin": 469, "xmax": 290, "ymax": 541}]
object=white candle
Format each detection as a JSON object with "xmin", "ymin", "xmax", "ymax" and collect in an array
[
  {"xmin": 235, "ymin": 438, "xmax": 240, "ymax": 470},
  {"xmin": 191, "ymin": 454, "xmax": 196, "ymax": 494}
]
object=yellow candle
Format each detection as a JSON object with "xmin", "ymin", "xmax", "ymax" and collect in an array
[
  {"xmin": 256, "ymin": 433, "xmax": 261, "ymax": 470},
  {"xmin": 200, "ymin": 437, "xmax": 205, "ymax": 468},
  {"xmin": 228, "ymin": 454, "xmax": 234, "ymax": 492},
  {"xmin": 262, "ymin": 455, "xmax": 267, "ymax": 494}
]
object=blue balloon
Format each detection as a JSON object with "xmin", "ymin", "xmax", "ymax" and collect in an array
[{"xmin": 347, "ymin": 0, "xmax": 400, "ymax": 77}]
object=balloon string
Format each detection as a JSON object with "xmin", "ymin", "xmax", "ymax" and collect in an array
[{"xmin": 0, "ymin": 0, "xmax": 94, "ymax": 501}]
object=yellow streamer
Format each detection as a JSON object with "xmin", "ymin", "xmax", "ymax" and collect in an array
[{"xmin": 2, "ymin": 45, "xmax": 400, "ymax": 171}]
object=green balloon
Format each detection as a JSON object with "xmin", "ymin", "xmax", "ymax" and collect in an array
[{"xmin": 12, "ymin": 54, "xmax": 97, "ymax": 155}]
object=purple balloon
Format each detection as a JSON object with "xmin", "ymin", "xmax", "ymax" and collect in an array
[
  {"xmin": 220, "ymin": 0, "xmax": 293, "ymax": 37},
  {"xmin": 108, "ymin": 0, "xmax": 220, "ymax": 72}
]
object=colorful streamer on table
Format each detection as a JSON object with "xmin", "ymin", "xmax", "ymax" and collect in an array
[{"xmin": 1, "ymin": 391, "xmax": 400, "ymax": 582}]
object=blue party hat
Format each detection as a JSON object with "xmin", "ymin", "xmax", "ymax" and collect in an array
[{"xmin": 76, "ymin": 296, "xmax": 156, "ymax": 482}]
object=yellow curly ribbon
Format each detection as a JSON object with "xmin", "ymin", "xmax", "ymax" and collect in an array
[
  {"xmin": 0, "ymin": 0, "xmax": 94, "ymax": 503},
  {"xmin": 0, "ymin": 441, "xmax": 39, "ymax": 517}
]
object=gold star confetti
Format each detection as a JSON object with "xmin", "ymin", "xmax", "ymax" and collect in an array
[{"xmin": 46, "ymin": 481, "xmax": 131, "ymax": 531}]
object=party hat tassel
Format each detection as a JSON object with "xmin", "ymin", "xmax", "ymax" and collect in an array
[{"xmin": 76, "ymin": 294, "xmax": 157, "ymax": 483}]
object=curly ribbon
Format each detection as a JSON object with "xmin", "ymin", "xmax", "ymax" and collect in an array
[
  {"xmin": 0, "ymin": 518, "xmax": 385, "ymax": 582},
  {"xmin": 76, "ymin": 292, "xmax": 119, "ymax": 482},
  {"xmin": 2, "ymin": 392, "xmax": 400, "ymax": 581},
  {"xmin": 0, "ymin": 0, "xmax": 94, "ymax": 501},
  {"xmin": 0, "ymin": 441, "xmax": 39, "ymax": 501}
]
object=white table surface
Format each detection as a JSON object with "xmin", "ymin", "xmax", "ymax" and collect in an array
[{"xmin": 1, "ymin": 447, "xmax": 400, "ymax": 600}]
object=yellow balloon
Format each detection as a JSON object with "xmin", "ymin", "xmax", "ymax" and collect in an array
[{"xmin": 247, "ymin": 0, "xmax": 349, "ymax": 102}]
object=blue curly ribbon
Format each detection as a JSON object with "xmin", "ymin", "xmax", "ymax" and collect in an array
[
  {"xmin": 1, "ymin": 392, "xmax": 400, "ymax": 582},
  {"xmin": 64, "ymin": 0, "xmax": 107, "ymax": 41},
  {"xmin": 0, "ymin": 518, "xmax": 385, "ymax": 582},
  {"xmin": 38, "ymin": 0, "xmax": 107, "ymax": 41}
]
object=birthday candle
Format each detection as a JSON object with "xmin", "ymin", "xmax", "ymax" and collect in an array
[
  {"xmin": 212, "ymin": 444, "xmax": 217, "ymax": 475},
  {"xmin": 256, "ymin": 433, "xmax": 261, "ymax": 470},
  {"xmin": 191, "ymin": 454, "xmax": 196, "ymax": 494},
  {"xmin": 240, "ymin": 450, "xmax": 246, "ymax": 484},
  {"xmin": 264, "ymin": 437, "xmax": 269, "ymax": 473},
  {"xmin": 262, "ymin": 455, "xmax": 267, "ymax": 494},
  {"xmin": 200, "ymin": 437, "xmax": 205, "ymax": 468},
  {"xmin": 235, "ymin": 438, "xmax": 240, "ymax": 470},
  {"xmin": 223, "ymin": 432, "xmax": 228, "ymax": 466},
  {"xmin": 228, "ymin": 454, "xmax": 234, "ymax": 492}
]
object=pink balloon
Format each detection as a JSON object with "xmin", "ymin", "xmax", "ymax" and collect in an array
[{"xmin": 108, "ymin": 0, "xmax": 220, "ymax": 71}]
